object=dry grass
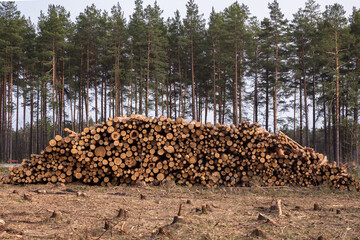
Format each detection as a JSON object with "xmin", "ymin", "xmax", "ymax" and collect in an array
[
  {"xmin": 0, "ymin": 182, "xmax": 359, "ymax": 239},
  {"xmin": 0, "ymin": 167, "xmax": 9, "ymax": 176}
]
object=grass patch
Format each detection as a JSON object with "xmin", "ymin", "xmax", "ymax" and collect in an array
[
  {"xmin": 69, "ymin": 184, "xmax": 88, "ymax": 191},
  {"xmin": 0, "ymin": 167, "xmax": 9, "ymax": 175},
  {"xmin": 349, "ymin": 165, "xmax": 360, "ymax": 180}
]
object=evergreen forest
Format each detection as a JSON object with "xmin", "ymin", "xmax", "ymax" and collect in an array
[{"xmin": 1, "ymin": 0, "xmax": 360, "ymax": 165}]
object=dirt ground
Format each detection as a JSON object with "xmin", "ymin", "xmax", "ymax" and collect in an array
[{"xmin": 1, "ymin": 168, "xmax": 360, "ymax": 240}]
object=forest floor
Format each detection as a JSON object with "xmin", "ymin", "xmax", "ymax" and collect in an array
[{"xmin": 1, "ymin": 167, "xmax": 360, "ymax": 240}]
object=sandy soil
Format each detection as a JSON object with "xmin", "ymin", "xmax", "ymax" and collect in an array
[{"xmin": 0, "ymin": 179, "xmax": 360, "ymax": 240}]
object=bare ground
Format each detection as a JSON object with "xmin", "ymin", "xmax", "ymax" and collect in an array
[{"xmin": 0, "ymin": 168, "xmax": 360, "ymax": 240}]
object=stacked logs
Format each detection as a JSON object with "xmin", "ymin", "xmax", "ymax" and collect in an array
[{"xmin": 1, "ymin": 115, "xmax": 359, "ymax": 190}]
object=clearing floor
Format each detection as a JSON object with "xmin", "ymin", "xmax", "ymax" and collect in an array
[{"xmin": 0, "ymin": 171, "xmax": 360, "ymax": 239}]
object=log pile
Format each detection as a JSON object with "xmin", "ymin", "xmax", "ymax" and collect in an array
[{"xmin": 1, "ymin": 115, "xmax": 359, "ymax": 190}]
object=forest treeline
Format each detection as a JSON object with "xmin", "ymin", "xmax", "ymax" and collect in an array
[{"xmin": 0, "ymin": 0, "xmax": 360, "ymax": 164}]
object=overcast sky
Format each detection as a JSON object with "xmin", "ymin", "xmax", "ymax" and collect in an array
[{"xmin": 13, "ymin": 0, "xmax": 360, "ymax": 25}]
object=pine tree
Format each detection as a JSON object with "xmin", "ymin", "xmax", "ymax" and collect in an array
[
  {"xmin": 75, "ymin": 4, "xmax": 102, "ymax": 125},
  {"xmin": 224, "ymin": 2, "xmax": 250, "ymax": 125},
  {"xmin": 291, "ymin": 0, "xmax": 320, "ymax": 146},
  {"xmin": 258, "ymin": 18, "xmax": 274, "ymax": 131},
  {"xmin": 109, "ymin": 3, "xmax": 128, "ymax": 117},
  {"xmin": 183, "ymin": 0, "xmax": 205, "ymax": 121},
  {"xmin": 247, "ymin": 17, "xmax": 261, "ymax": 124},
  {"xmin": 208, "ymin": 8, "xmax": 225, "ymax": 124},
  {"xmin": 350, "ymin": 8, "xmax": 360, "ymax": 163},
  {"xmin": 268, "ymin": 0, "xmax": 288, "ymax": 133},
  {"xmin": 38, "ymin": 5, "xmax": 70, "ymax": 136},
  {"xmin": 321, "ymin": 4, "xmax": 347, "ymax": 164},
  {"xmin": 0, "ymin": 2, "xmax": 26, "ymax": 160},
  {"xmin": 129, "ymin": 0, "xmax": 147, "ymax": 115},
  {"xmin": 167, "ymin": 10, "xmax": 186, "ymax": 118}
]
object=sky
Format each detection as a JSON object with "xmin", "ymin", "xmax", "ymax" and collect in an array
[{"xmin": 12, "ymin": 0, "xmax": 360, "ymax": 25}]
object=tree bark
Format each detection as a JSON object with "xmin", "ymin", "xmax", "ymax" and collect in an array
[
  {"xmin": 139, "ymin": 50, "xmax": 143, "ymax": 114},
  {"xmin": 115, "ymin": 42, "xmax": 120, "ymax": 117},
  {"xmin": 302, "ymin": 44, "xmax": 309, "ymax": 146},
  {"xmin": 86, "ymin": 42, "xmax": 90, "ymax": 126},
  {"xmin": 178, "ymin": 48, "xmax": 183, "ymax": 119},
  {"xmin": 16, "ymin": 74, "xmax": 19, "ymax": 160},
  {"xmin": 212, "ymin": 42, "xmax": 216, "ymax": 124},
  {"xmin": 79, "ymin": 46, "xmax": 83, "ymax": 131},
  {"xmin": 265, "ymin": 56, "xmax": 269, "ymax": 131},
  {"xmin": 191, "ymin": 33, "xmax": 196, "ymax": 120},
  {"xmin": 239, "ymin": 49, "xmax": 243, "ymax": 123},
  {"xmin": 94, "ymin": 52, "xmax": 98, "ymax": 122},
  {"xmin": 52, "ymin": 38, "xmax": 56, "ymax": 138},
  {"xmin": 146, "ymin": 28, "xmax": 150, "ymax": 117},
  {"xmin": 22, "ymin": 75, "xmax": 26, "ymax": 159},
  {"xmin": 354, "ymin": 57, "xmax": 360, "ymax": 164},
  {"xmin": 274, "ymin": 33, "xmax": 278, "ymax": 134},
  {"xmin": 29, "ymin": 75, "xmax": 34, "ymax": 158},
  {"xmin": 312, "ymin": 51, "xmax": 316, "ymax": 148},
  {"xmin": 294, "ymin": 87, "xmax": 297, "ymax": 139},
  {"xmin": 234, "ymin": 38, "xmax": 239, "ymax": 125},
  {"xmin": 335, "ymin": 28, "xmax": 340, "ymax": 165},
  {"xmin": 299, "ymin": 75, "xmax": 303, "ymax": 146},
  {"xmin": 60, "ymin": 54, "xmax": 65, "ymax": 133},
  {"xmin": 254, "ymin": 47, "xmax": 258, "ymax": 123},
  {"xmin": 9, "ymin": 55, "xmax": 14, "ymax": 160}
]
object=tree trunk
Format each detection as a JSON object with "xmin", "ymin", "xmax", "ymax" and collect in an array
[
  {"xmin": 104, "ymin": 71, "xmax": 107, "ymax": 120},
  {"xmin": 30, "ymin": 75, "xmax": 34, "ymax": 158},
  {"xmin": 146, "ymin": 28, "xmax": 150, "ymax": 117},
  {"xmin": 212, "ymin": 42, "xmax": 216, "ymax": 124},
  {"xmin": 178, "ymin": 48, "xmax": 183, "ymax": 119},
  {"xmin": 239, "ymin": 49, "xmax": 243, "ymax": 123},
  {"xmin": 115, "ymin": 42, "xmax": 120, "ymax": 117},
  {"xmin": 191, "ymin": 34, "xmax": 196, "ymax": 120},
  {"xmin": 323, "ymin": 81, "xmax": 327, "ymax": 156},
  {"xmin": 22, "ymin": 75, "xmax": 26, "ymax": 159},
  {"xmin": 16, "ymin": 74, "xmax": 19, "ymax": 160},
  {"xmin": 94, "ymin": 52, "xmax": 98, "ymax": 122},
  {"xmin": 86, "ymin": 43, "xmax": 90, "ymax": 126},
  {"xmin": 155, "ymin": 73, "xmax": 159, "ymax": 117},
  {"xmin": 43, "ymin": 78, "xmax": 47, "ymax": 150},
  {"xmin": 294, "ymin": 87, "xmax": 297, "ymax": 139},
  {"xmin": 173, "ymin": 67, "xmax": 177, "ymax": 119},
  {"xmin": 60, "ymin": 55, "xmax": 65, "ymax": 133},
  {"xmin": 0, "ymin": 72, "xmax": 3, "ymax": 160},
  {"xmin": 101, "ymin": 70, "xmax": 104, "ymax": 121},
  {"xmin": 129, "ymin": 48, "xmax": 134, "ymax": 115},
  {"xmin": 79, "ymin": 47, "xmax": 83, "ymax": 132},
  {"xmin": 218, "ymin": 85, "xmax": 222, "ymax": 124},
  {"xmin": 265, "ymin": 57, "xmax": 269, "ymax": 131},
  {"xmin": 312, "ymin": 50, "xmax": 316, "ymax": 148},
  {"xmin": 274, "ymin": 33, "xmax": 278, "ymax": 134},
  {"xmin": 9, "ymin": 56, "xmax": 14, "ymax": 160},
  {"xmin": 354, "ymin": 57, "xmax": 360, "ymax": 164},
  {"xmin": 166, "ymin": 76, "xmax": 169, "ymax": 117},
  {"xmin": 36, "ymin": 81, "xmax": 40, "ymax": 153},
  {"xmin": 161, "ymin": 80, "xmax": 165, "ymax": 116},
  {"xmin": 52, "ymin": 38, "xmax": 56, "ymax": 138},
  {"xmin": 205, "ymin": 79, "xmax": 209, "ymax": 123},
  {"xmin": 335, "ymin": 29, "xmax": 340, "ymax": 165},
  {"xmin": 120, "ymin": 87, "xmax": 123, "ymax": 116},
  {"xmin": 254, "ymin": 47, "xmax": 258, "ymax": 123},
  {"xmin": 234, "ymin": 39, "xmax": 239, "ymax": 125},
  {"xmin": 299, "ymin": 75, "xmax": 303, "ymax": 146},
  {"xmin": 4, "ymin": 71, "xmax": 7, "ymax": 161},
  {"xmin": 302, "ymin": 44, "xmax": 309, "ymax": 146}
]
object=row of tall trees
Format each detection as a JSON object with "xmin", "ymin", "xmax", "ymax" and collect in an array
[{"xmin": 1, "ymin": 0, "xmax": 360, "ymax": 165}]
